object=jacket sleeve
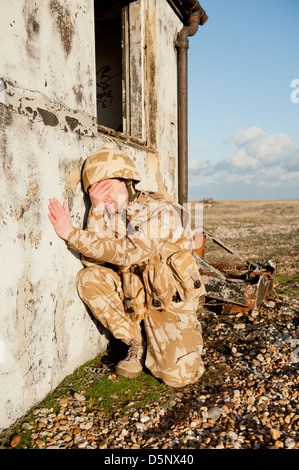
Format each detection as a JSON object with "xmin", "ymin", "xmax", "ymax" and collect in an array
[
  {"xmin": 80, "ymin": 207, "xmax": 116, "ymax": 267},
  {"xmin": 84, "ymin": 207, "xmax": 112, "ymax": 236},
  {"xmin": 67, "ymin": 203, "xmax": 184, "ymax": 266}
]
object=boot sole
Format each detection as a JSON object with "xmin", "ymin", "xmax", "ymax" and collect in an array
[{"xmin": 115, "ymin": 365, "xmax": 142, "ymax": 379}]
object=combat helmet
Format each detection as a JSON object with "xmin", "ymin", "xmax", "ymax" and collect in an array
[{"xmin": 82, "ymin": 148, "xmax": 141, "ymax": 199}]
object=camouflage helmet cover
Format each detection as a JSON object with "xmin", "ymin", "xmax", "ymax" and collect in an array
[{"xmin": 82, "ymin": 148, "xmax": 141, "ymax": 192}]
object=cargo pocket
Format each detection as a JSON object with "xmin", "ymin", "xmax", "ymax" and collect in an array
[
  {"xmin": 121, "ymin": 271, "xmax": 147, "ymax": 321},
  {"xmin": 167, "ymin": 249, "xmax": 205, "ymax": 302},
  {"xmin": 142, "ymin": 262, "xmax": 175, "ymax": 310}
]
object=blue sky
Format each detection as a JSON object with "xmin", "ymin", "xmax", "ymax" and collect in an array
[{"xmin": 187, "ymin": 0, "xmax": 299, "ymax": 200}]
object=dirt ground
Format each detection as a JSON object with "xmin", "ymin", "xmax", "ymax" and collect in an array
[
  {"xmin": 200, "ymin": 199, "xmax": 299, "ymax": 277},
  {"xmin": 1, "ymin": 199, "xmax": 298, "ymax": 450}
]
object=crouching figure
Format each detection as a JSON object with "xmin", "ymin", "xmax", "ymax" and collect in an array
[{"xmin": 48, "ymin": 148, "xmax": 205, "ymax": 387}]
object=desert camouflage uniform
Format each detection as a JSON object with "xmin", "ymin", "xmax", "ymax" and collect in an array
[{"xmin": 68, "ymin": 148, "xmax": 205, "ymax": 388}]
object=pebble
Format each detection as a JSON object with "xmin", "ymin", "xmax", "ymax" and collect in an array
[
  {"xmin": 10, "ymin": 435, "xmax": 21, "ymax": 447},
  {"xmin": 285, "ymin": 437, "xmax": 296, "ymax": 449},
  {"xmin": 207, "ymin": 407, "xmax": 222, "ymax": 421},
  {"xmin": 140, "ymin": 414, "xmax": 151, "ymax": 424},
  {"xmin": 270, "ymin": 428, "xmax": 281, "ymax": 441},
  {"xmin": 234, "ymin": 323, "xmax": 246, "ymax": 330},
  {"xmin": 1, "ymin": 291, "xmax": 299, "ymax": 450},
  {"xmin": 73, "ymin": 392, "xmax": 85, "ymax": 402},
  {"xmin": 135, "ymin": 422, "xmax": 146, "ymax": 432}
]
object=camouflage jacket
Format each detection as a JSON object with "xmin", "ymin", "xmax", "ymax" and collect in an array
[
  {"xmin": 67, "ymin": 191, "xmax": 191, "ymax": 265},
  {"xmin": 68, "ymin": 190, "xmax": 204, "ymax": 315}
]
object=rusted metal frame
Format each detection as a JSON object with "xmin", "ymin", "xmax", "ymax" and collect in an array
[
  {"xmin": 175, "ymin": 1, "xmax": 208, "ymax": 205},
  {"xmin": 203, "ymin": 230, "xmax": 260, "ymax": 270},
  {"xmin": 194, "ymin": 237, "xmax": 276, "ymax": 309},
  {"xmin": 166, "ymin": 0, "xmax": 189, "ymax": 23},
  {"xmin": 199, "ymin": 270, "xmax": 274, "ymax": 309}
]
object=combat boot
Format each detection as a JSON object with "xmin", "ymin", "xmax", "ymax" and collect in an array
[{"xmin": 115, "ymin": 337, "xmax": 146, "ymax": 379}]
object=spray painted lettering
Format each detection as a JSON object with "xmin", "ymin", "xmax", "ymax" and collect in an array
[{"xmin": 96, "ymin": 65, "xmax": 121, "ymax": 109}]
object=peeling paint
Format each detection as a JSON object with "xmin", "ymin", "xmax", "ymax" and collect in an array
[
  {"xmin": 23, "ymin": 2, "xmax": 40, "ymax": 41},
  {"xmin": 65, "ymin": 115, "xmax": 79, "ymax": 131},
  {"xmin": 0, "ymin": 103, "xmax": 13, "ymax": 177},
  {"xmin": 50, "ymin": 0, "xmax": 74, "ymax": 57},
  {"xmin": 59, "ymin": 158, "xmax": 84, "ymax": 207},
  {"xmin": 37, "ymin": 107, "xmax": 59, "ymax": 127},
  {"xmin": 1, "ymin": 80, "xmax": 97, "ymax": 137},
  {"xmin": 11, "ymin": 179, "xmax": 39, "ymax": 221},
  {"xmin": 14, "ymin": 274, "xmax": 48, "ymax": 388},
  {"xmin": 168, "ymin": 152, "xmax": 176, "ymax": 175},
  {"xmin": 72, "ymin": 84, "xmax": 83, "ymax": 105},
  {"xmin": 13, "ymin": 204, "xmax": 29, "ymax": 221},
  {"xmin": 26, "ymin": 179, "xmax": 39, "ymax": 202},
  {"xmin": 29, "ymin": 230, "xmax": 42, "ymax": 248},
  {"xmin": 23, "ymin": 3, "xmax": 40, "ymax": 60},
  {"xmin": 145, "ymin": 9, "xmax": 157, "ymax": 149}
]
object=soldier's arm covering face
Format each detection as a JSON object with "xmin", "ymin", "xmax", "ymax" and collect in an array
[
  {"xmin": 84, "ymin": 207, "xmax": 109, "ymax": 234},
  {"xmin": 67, "ymin": 202, "xmax": 185, "ymax": 266}
]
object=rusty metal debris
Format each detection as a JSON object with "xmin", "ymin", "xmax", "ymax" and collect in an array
[{"xmin": 194, "ymin": 231, "xmax": 276, "ymax": 311}]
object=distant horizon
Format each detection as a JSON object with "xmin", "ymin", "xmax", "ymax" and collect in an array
[{"xmin": 189, "ymin": 197, "xmax": 299, "ymax": 202}]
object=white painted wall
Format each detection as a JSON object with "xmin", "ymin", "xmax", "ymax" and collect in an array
[{"xmin": 0, "ymin": 0, "xmax": 183, "ymax": 429}]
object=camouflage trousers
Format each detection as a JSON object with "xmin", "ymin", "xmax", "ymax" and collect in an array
[{"xmin": 76, "ymin": 265, "xmax": 204, "ymax": 388}]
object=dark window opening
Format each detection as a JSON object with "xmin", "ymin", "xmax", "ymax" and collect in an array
[{"xmin": 94, "ymin": 1, "xmax": 123, "ymax": 132}]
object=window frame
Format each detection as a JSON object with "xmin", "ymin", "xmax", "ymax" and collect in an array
[{"xmin": 95, "ymin": 0, "xmax": 150, "ymax": 149}]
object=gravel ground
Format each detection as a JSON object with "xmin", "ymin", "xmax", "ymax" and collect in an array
[
  {"xmin": 2, "ymin": 293, "xmax": 298, "ymax": 451},
  {"xmin": 1, "ymin": 200, "xmax": 298, "ymax": 452}
]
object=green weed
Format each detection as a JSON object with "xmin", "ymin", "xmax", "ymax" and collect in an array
[
  {"xmin": 274, "ymin": 271, "xmax": 299, "ymax": 295},
  {"xmin": 84, "ymin": 371, "xmax": 169, "ymax": 416}
]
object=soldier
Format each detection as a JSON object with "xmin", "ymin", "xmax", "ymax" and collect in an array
[{"xmin": 48, "ymin": 148, "xmax": 205, "ymax": 388}]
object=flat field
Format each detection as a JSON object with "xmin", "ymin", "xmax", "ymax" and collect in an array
[{"xmin": 199, "ymin": 199, "xmax": 299, "ymax": 290}]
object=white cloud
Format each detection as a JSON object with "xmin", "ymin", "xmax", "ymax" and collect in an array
[
  {"xmin": 233, "ymin": 126, "xmax": 265, "ymax": 145},
  {"xmin": 188, "ymin": 158, "xmax": 200, "ymax": 171},
  {"xmin": 282, "ymin": 149, "xmax": 299, "ymax": 171},
  {"xmin": 230, "ymin": 127, "xmax": 293, "ymax": 167},
  {"xmin": 225, "ymin": 149, "xmax": 259, "ymax": 170},
  {"xmin": 280, "ymin": 170, "xmax": 299, "ymax": 183},
  {"xmin": 188, "ymin": 127, "xmax": 299, "ymax": 200}
]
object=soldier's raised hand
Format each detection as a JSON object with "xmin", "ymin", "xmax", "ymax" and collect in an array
[
  {"xmin": 48, "ymin": 198, "xmax": 73, "ymax": 240},
  {"xmin": 88, "ymin": 180, "xmax": 113, "ymax": 210}
]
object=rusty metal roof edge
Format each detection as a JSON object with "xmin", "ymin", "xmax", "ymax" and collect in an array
[{"xmin": 165, "ymin": 0, "xmax": 190, "ymax": 24}]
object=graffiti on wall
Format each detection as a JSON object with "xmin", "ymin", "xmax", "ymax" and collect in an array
[{"xmin": 96, "ymin": 65, "xmax": 121, "ymax": 109}]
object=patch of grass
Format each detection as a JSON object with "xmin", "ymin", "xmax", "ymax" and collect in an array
[
  {"xmin": 275, "ymin": 272, "xmax": 299, "ymax": 283},
  {"xmin": 0, "ymin": 411, "xmax": 37, "ymax": 449},
  {"xmin": 84, "ymin": 371, "xmax": 169, "ymax": 416},
  {"xmin": 14, "ymin": 428, "xmax": 35, "ymax": 449},
  {"xmin": 274, "ymin": 271, "xmax": 299, "ymax": 295},
  {"xmin": 0, "ymin": 357, "xmax": 171, "ymax": 448}
]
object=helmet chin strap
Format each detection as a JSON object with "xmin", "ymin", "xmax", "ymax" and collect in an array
[{"xmin": 125, "ymin": 179, "xmax": 141, "ymax": 202}]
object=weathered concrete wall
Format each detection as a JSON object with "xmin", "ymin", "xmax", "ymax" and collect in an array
[
  {"xmin": 0, "ymin": 0, "xmax": 102, "ymax": 431},
  {"xmin": 0, "ymin": 0, "xmax": 183, "ymax": 430},
  {"xmin": 143, "ymin": 0, "xmax": 181, "ymax": 196}
]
